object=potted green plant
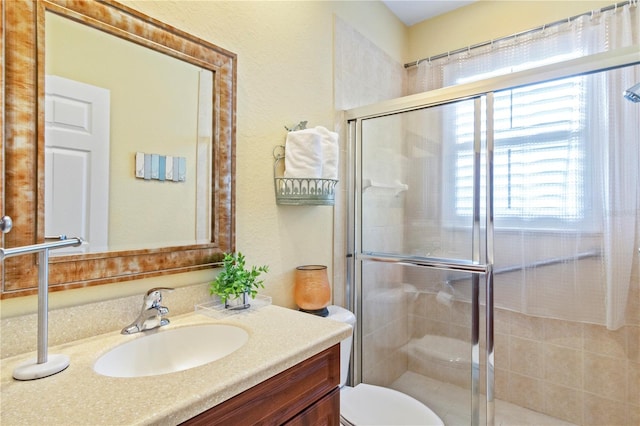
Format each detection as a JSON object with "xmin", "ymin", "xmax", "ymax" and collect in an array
[{"xmin": 210, "ymin": 252, "xmax": 269, "ymax": 310}]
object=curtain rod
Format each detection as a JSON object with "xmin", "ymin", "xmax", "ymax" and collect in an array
[{"xmin": 404, "ymin": 0, "xmax": 634, "ymax": 69}]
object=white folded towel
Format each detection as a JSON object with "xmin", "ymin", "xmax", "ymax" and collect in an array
[
  {"xmin": 315, "ymin": 126, "xmax": 339, "ymax": 180},
  {"xmin": 284, "ymin": 126, "xmax": 339, "ymax": 181},
  {"xmin": 284, "ymin": 129, "xmax": 323, "ymax": 179}
]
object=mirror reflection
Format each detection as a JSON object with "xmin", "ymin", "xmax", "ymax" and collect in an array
[
  {"xmin": 2, "ymin": 0, "xmax": 234, "ymax": 295},
  {"xmin": 45, "ymin": 12, "xmax": 212, "ymax": 254}
]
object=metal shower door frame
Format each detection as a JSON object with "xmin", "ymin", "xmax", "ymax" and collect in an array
[{"xmin": 346, "ymin": 95, "xmax": 494, "ymax": 426}]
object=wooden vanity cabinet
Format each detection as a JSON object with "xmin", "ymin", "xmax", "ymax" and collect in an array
[{"xmin": 182, "ymin": 343, "xmax": 341, "ymax": 425}]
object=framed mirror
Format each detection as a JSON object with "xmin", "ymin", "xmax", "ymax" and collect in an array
[{"xmin": 1, "ymin": 0, "xmax": 236, "ymax": 297}]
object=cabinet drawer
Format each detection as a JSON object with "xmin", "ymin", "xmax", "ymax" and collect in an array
[{"xmin": 183, "ymin": 343, "xmax": 340, "ymax": 425}]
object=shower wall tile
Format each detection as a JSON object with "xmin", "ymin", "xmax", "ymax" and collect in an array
[
  {"xmin": 412, "ymin": 293, "xmax": 480, "ymax": 344},
  {"xmin": 494, "ymin": 367, "xmax": 509, "ymax": 400},
  {"xmin": 628, "ymin": 325, "xmax": 639, "ymax": 363},
  {"xmin": 493, "ymin": 308, "xmax": 512, "ymax": 334},
  {"xmin": 583, "ymin": 352, "xmax": 627, "ymax": 402},
  {"xmin": 629, "ymin": 403, "xmax": 640, "ymax": 426},
  {"xmin": 510, "ymin": 311, "xmax": 545, "ymax": 341},
  {"xmin": 508, "ymin": 372, "xmax": 545, "ymax": 412},
  {"xmin": 629, "ymin": 361, "xmax": 640, "ymax": 406},
  {"xmin": 543, "ymin": 317, "xmax": 584, "ymax": 349},
  {"xmin": 450, "ymin": 299, "xmax": 472, "ymax": 327},
  {"xmin": 362, "ymin": 288, "xmax": 405, "ymax": 336},
  {"xmin": 449, "ymin": 324, "xmax": 470, "ymax": 343},
  {"xmin": 362, "ymin": 333, "xmax": 383, "ymax": 376},
  {"xmin": 425, "ymin": 293, "xmax": 453, "ymax": 321},
  {"xmin": 386, "ymin": 351, "xmax": 408, "ymax": 384},
  {"xmin": 543, "ymin": 382, "xmax": 584, "ymax": 425},
  {"xmin": 584, "ymin": 323, "xmax": 627, "ymax": 359},
  {"xmin": 361, "ymin": 276, "xmax": 409, "ymax": 388},
  {"xmin": 582, "ymin": 393, "xmax": 627, "ymax": 426},
  {"xmin": 494, "ymin": 332, "xmax": 510, "ymax": 370},
  {"xmin": 544, "ymin": 344, "xmax": 583, "ymax": 389},
  {"xmin": 409, "ymin": 291, "xmax": 427, "ymax": 317},
  {"xmin": 362, "ymin": 360, "xmax": 386, "ymax": 385},
  {"xmin": 510, "ymin": 336, "xmax": 544, "ymax": 379},
  {"xmin": 408, "ymin": 352, "xmax": 470, "ymax": 389},
  {"xmin": 626, "ymin": 283, "xmax": 640, "ymax": 325},
  {"xmin": 424, "ymin": 318, "xmax": 450, "ymax": 337},
  {"xmin": 362, "ymin": 319, "xmax": 408, "ymax": 387},
  {"xmin": 441, "ymin": 411, "xmax": 472, "ymax": 426},
  {"xmin": 627, "ymin": 219, "xmax": 640, "ymax": 326}
]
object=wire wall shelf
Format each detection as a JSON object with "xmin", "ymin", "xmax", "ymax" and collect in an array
[{"xmin": 273, "ymin": 146, "xmax": 338, "ymax": 206}]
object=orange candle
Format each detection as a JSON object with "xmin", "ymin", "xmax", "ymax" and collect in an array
[{"xmin": 294, "ymin": 265, "xmax": 331, "ymax": 316}]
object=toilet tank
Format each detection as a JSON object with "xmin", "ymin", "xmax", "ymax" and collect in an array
[{"xmin": 326, "ymin": 305, "xmax": 356, "ymax": 388}]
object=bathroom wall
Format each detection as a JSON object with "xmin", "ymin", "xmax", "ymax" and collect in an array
[{"xmin": 0, "ymin": 1, "xmax": 407, "ymax": 321}]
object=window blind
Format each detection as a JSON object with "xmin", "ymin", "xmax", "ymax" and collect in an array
[{"xmin": 452, "ymin": 76, "xmax": 587, "ymax": 225}]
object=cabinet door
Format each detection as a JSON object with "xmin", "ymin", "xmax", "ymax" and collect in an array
[
  {"xmin": 284, "ymin": 387, "xmax": 340, "ymax": 426},
  {"xmin": 182, "ymin": 344, "xmax": 340, "ymax": 425}
]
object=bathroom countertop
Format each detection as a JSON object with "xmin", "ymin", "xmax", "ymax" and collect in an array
[{"xmin": 0, "ymin": 304, "xmax": 351, "ymax": 425}]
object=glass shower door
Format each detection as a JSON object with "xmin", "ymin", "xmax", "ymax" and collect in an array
[{"xmin": 350, "ymin": 96, "xmax": 494, "ymax": 425}]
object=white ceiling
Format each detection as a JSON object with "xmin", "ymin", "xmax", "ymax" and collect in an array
[{"xmin": 382, "ymin": 0, "xmax": 476, "ymax": 27}]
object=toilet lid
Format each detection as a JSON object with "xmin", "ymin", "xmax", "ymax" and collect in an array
[{"xmin": 340, "ymin": 384, "xmax": 444, "ymax": 426}]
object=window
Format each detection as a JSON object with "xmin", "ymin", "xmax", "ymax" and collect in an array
[{"xmin": 450, "ymin": 75, "xmax": 591, "ymax": 229}]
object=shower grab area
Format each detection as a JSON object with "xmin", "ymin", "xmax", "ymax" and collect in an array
[{"xmin": 345, "ymin": 47, "xmax": 640, "ymax": 426}]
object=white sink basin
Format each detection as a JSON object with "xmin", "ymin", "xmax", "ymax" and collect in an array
[{"xmin": 94, "ymin": 324, "xmax": 249, "ymax": 378}]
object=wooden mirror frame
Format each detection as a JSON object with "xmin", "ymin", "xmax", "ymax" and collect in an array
[{"xmin": 1, "ymin": 0, "xmax": 236, "ymax": 298}]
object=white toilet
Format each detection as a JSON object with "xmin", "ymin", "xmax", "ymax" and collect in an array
[{"xmin": 326, "ymin": 305, "xmax": 444, "ymax": 426}]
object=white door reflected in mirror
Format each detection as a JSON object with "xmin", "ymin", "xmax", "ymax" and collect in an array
[
  {"xmin": 45, "ymin": 11, "xmax": 213, "ymax": 255},
  {"xmin": 45, "ymin": 75, "xmax": 110, "ymax": 254}
]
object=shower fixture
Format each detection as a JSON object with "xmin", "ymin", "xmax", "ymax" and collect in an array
[{"xmin": 623, "ymin": 82, "xmax": 640, "ymax": 103}]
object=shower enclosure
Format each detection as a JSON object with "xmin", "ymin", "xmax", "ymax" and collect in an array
[{"xmin": 345, "ymin": 47, "xmax": 639, "ymax": 426}]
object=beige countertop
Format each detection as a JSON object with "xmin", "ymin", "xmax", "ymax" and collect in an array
[{"xmin": 0, "ymin": 304, "xmax": 351, "ymax": 425}]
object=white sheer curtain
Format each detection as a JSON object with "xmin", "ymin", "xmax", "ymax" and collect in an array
[
  {"xmin": 412, "ymin": 3, "xmax": 639, "ymax": 329},
  {"xmin": 595, "ymin": 64, "xmax": 639, "ymax": 329}
]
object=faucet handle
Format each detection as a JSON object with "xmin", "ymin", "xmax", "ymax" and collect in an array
[
  {"xmin": 143, "ymin": 287, "xmax": 175, "ymax": 309},
  {"xmin": 145, "ymin": 287, "xmax": 175, "ymax": 296}
]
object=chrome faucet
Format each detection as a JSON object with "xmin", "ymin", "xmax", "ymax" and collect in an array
[{"xmin": 122, "ymin": 287, "xmax": 174, "ymax": 335}]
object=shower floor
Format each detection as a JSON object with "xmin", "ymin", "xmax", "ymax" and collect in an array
[{"xmin": 390, "ymin": 371, "xmax": 576, "ymax": 426}]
